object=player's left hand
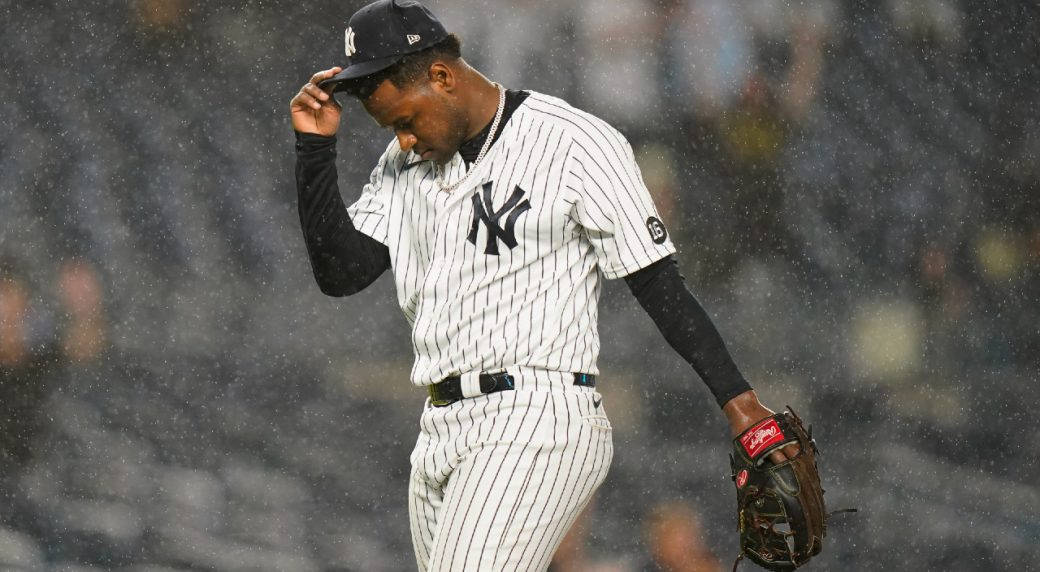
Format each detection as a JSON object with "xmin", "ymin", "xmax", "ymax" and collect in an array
[{"xmin": 722, "ymin": 390, "xmax": 800, "ymax": 464}]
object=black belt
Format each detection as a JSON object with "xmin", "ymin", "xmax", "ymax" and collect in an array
[{"xmin": 428, "ymin": 372, "xmax": 596, "ymax": 407}]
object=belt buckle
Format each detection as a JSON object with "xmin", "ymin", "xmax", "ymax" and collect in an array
[{"xmin": 428, "ymin": 382, "xmax": 456, "ymax": 407}]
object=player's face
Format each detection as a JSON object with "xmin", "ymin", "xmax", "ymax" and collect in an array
[{"xmin": 363, "ymin": 78, "xmax": 468, "ymax": 165}]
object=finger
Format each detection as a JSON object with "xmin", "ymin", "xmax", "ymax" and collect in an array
[
  {"xmin": 303, "ymin": 82, "xmax": 329, "ymax": 102},
  {"xmin": 309, "ymin": 66, "xmax": 343, "ymax": 85},
  {"xmin": 766, "ymin": 443, "xmax": 801, "ymax": 465},
  {"xmin": 292, "ymin": 91, "xmax": 323, "ymax": 111}
]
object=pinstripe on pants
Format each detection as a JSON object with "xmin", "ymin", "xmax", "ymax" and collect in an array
[{"xmin": 408, "ymin": 370, "xmax": 613, "ymax": 571}]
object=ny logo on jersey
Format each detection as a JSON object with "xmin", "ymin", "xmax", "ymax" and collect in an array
[{"xmin": 467, "ymin": 181, "xmax": 531, "ymax": 255}]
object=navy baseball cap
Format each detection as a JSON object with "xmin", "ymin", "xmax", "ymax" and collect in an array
[{"xmin": 319, "ymin": 0, "xmax": 448, "ymax": 92}]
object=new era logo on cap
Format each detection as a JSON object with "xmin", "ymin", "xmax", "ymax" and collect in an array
[{"xmin": 407, "ymin": 34, "xmax": 421, "ymax": 45}]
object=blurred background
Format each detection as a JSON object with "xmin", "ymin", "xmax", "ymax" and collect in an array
[{"xmin": 1, "ymin": 0, "xmax": 1038, "ymax": 570}]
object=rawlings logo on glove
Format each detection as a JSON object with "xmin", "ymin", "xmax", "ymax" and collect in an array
[{"xmin": 740, "ymin": 418, "xmax": 785, "ymax": 458}]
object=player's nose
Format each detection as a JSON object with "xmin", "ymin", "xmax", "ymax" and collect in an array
[{"xmin": 396, "ymin": 132, "xmax": 417, "ymax": 153}]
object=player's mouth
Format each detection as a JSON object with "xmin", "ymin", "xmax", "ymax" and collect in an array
[{"xmin": 420, "ymin": 149, "xmax": 435, "ymax": 160}]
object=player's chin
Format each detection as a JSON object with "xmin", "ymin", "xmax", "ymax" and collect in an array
[{"xmin": 427, "ymin": 150, "xmax": 452, "ymax": 165}]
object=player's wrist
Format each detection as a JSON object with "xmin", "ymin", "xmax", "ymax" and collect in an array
[
  {"xmin": 721, "ymin": 390, "xmax": 774, "ymax": 437},
  {"xmin": 295, "ymin": 129, "xmax": 337, "ymax": 141},
  {"xmin": 295, "ymin": 130, "xmax": 338, "ymax": 153}
]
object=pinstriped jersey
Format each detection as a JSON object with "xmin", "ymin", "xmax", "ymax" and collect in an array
[{"xmin": 347, "ymin": 91, "xmax": 676, "ymax": 386}]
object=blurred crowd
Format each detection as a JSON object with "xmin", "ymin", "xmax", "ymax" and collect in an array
[{"xmin": 1, "ymin": 0, "xmax": 1038, "ymax": 569}]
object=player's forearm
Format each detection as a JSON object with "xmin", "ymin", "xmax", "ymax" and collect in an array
[
  {"xmin": 295, "ymin": 131, "xmax": 390, "ymax": 296},
  {"xmin": 625, "ymin": 256, "xmax": 753, "ymax": 408}
]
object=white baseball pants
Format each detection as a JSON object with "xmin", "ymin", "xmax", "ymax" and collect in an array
[{"xmin": 408, "ymin": 368, "xmax": 613, "ymax": 571}]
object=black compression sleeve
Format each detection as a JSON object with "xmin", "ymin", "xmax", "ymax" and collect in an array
[
  {"xmin": 624, "ymin": 255, "xmax": 753, "ymax": 408},
  {"xmin": 295, "ymin": 131, "xmax": 390, "ymax": 296}
]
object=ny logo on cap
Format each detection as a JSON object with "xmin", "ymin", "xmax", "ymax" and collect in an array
[
  {"xmin": 345, "ymin": 27, "xmax": 357, "ymax": 56},
  {"xmin": 407, "ymin": 34, "xmax": 421, "ymax": 45}
]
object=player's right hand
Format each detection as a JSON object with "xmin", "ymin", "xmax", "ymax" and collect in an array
[
  {"xmin": 290, "ymin": 67, "xmax": 343, "ymax": 136},
  {"xmin": 723, "ymin": 389, "xmax": 800, "ymax": 464}
]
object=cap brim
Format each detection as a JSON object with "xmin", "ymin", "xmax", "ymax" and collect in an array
[{"xmin": 318, "ymin": 54, "xmax": 402, "ymax": 92}]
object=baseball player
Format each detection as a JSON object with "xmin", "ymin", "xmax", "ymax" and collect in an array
[{"xmin": 290, "ymin": 1, "xmax": 795, "ymax": 569}]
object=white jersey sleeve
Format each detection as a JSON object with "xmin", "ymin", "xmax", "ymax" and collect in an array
[
  {"xmin": 565, "ymin": 124, "xmax": 676, "ymax": 279},
  {"xmin": 346, "ymin": 141, "xmax": 400, "ymax": 246}
]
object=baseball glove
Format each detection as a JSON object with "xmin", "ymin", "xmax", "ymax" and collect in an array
[{"xmin": 729, "ymin": 407, "xmax": 827, "ymax": 571}]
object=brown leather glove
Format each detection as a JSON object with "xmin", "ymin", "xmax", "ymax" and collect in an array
[{"xmin": 730, "ymin": 408, "xmax": 827, "ymax": 571}]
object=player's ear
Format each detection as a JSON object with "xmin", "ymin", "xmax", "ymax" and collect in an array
[{"xmin": 428, "ymin": 62, "xmax": 455, "ymax": 93}]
